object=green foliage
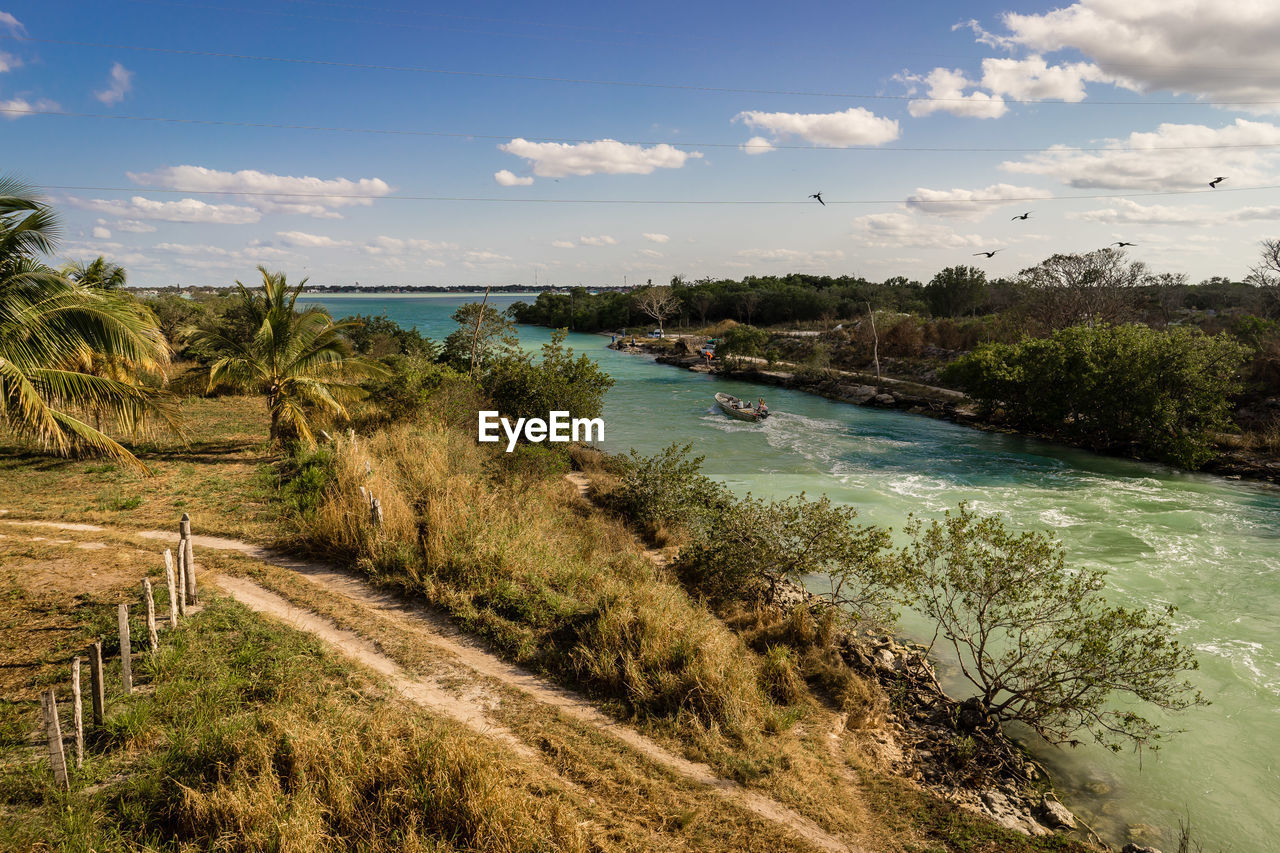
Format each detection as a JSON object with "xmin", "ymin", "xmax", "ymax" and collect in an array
[
  {"xmin": 0, "ymin": 175, "xmax": 177, "ymax": 469},
  {"xmin": 605, "ymin": 443, "xmax": 733, "ymax": 535},
  {"xmin": 943, "ymin": 323, "xmax": 1248, "ymax": 468},
  {"xmin": 358, "ymin": 354, "xmax": 464, "ymax": 427},
  {"xmin": 676, "ymin": 493, "xmax": 896, "ymax": 625},
  {"xmin": 279, "ymin": 445, "xmax": 337, "ymax": 517},
  {"xmin": 925, "ymin": 266, "xmax": 988, "ymax": 318},
  {"xmin": 716, "ymin": 324, "xmax": 770, "ymax": 358},
  {"xmin": 482, "ymin": 329, "xmax": 614, "ymax": 424},
  {"xmin": 340, "ymin": 313, "xmax": 440, "ymax": 359},
  {"xmin": 898, "ymin": 504, "xmax": 1203, "ymax": 752},
  {"xmin": 441, "ymin": 301, "xmax": 519, "ymax": 371}
]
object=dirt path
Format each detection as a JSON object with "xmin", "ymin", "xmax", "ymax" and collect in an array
[{"xmin": 2, "ymin": 516, "xmax": 859, "ymax": 853}]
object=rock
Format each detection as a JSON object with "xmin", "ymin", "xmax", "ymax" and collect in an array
[
  {"xmin": 1037, "ymin": 794, "xmax": 1077, "ymax": 830},
  {"xmin": 1083, "ymin": 779, "xmax": 1112, "ymax": 796},
  {"xmin": 956, "ymin": 697, "xmax": 991, "ymax": 733},
  {"xmin": 1127, "ymin": 824, "xmax": 1164, "ymax": 844},
  {"xmin": 1121, "ymin": 846, "xmax": 1162, "ymax": 853},
  {"xmin": 687, "ymin": 364, "xmax": 712, "ymax": 373},
  {"xmin": 873, "ymin": 393, "xmax": 896, "ymax": 406},
  {"xmin": 873, "ymin": 648, "xmax": 899, "ymax": 671}
]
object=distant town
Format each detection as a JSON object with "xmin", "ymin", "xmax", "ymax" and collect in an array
[{"xmin": 126, "ymin": 284, "xmax": 630, "ymax": 297}]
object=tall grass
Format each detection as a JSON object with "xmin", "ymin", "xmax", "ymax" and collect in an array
[{"xmin": 301, "ymin": 422, "xmax": 770, "ymax": 737}]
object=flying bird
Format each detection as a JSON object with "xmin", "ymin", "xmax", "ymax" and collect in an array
[
  {"xmin": 809, "ymin": 192, "xmax": 825, "ymax": 206},
  {"xmin": 1012, "ymin": 212, "xmax": 1032, "ymax": 220},
  {"xmin": 972, "ymin": 250, "xmax": 1002, "ymax": 258},
  {"xmin": 1209, "ymin": 176, "xmax": 1227, "ymax": 188},
  {"xmin": 1112, "ymin": 241, "xmax": 1138, "ymax": 247}
]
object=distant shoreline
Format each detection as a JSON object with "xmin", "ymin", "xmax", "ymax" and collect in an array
[{"xmin": 297, "ymin": 292, "xmax": 541, "ymax": 299}]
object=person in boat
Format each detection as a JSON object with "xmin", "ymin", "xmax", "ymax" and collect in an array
[{"xmin": 757, "ymin": 398, "xmax": 769, "ymax": 415}]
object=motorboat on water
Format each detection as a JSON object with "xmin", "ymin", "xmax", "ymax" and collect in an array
[{"xmin": 714, "ymin": 392, "xmax": 770, "ymax": 422}]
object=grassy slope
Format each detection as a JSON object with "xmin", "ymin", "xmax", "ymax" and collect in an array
[{"xmin": 0, "ymin": 394, "xmax": 1095, "ymax": 852}]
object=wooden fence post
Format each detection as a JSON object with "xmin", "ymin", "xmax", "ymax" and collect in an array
[
  {"xmin": 117, "ymin": 604, "xmax": 132, "ymax": 695},
  {"xmin": 164, "ymin": 549, "xmax": 179, "ymax": 627},
  {"xmin": 88, "ymin": 642, "xmax": 105, "ymax": 726},
  {"xmin": 40, "ymin": 690, "xmax": 69, "ymax": 791},
  {"xmin": 142, "ymin": 579, "xmax": 158, "ymax": 652},
  {"xmin": 71, "ymin": 657, "xmax": 84, "ymax": 769},
  {"xmin": 371, "ymin": 497, "xmax": 383, "ymax": 527},
  {"xmin": 184, "ymin": 536, "xmax": 197, "ymax": 605},
  {"xmin": 176, "ymin": 547, "xmax": 188, "ymax": 617}
]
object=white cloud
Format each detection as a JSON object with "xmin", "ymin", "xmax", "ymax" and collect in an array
[
  {"xmin": 1002, "ymin": 119, "xmax": 1280, "ymax": 189},
  {"xmin": 579, "ymin": 235, "xmax": 617, "ymax": 246},
  {"xmin": 850, "ymin": 213, "xmax": 988, "ymax": 249},
  {"xmin": 0, "ymin": 97, "xmax": 60, "ymax": 119},
  {"xmin": 0, "ymin": 51, "xmax": 22, "ymax": 73},
  {"xmin": 637, "ymin": 248, "xmax": 664, "ymax": 258},
  {"xmin": 276, "ymin": 230, "xmax": 351, "ymax": 248},
  {"xmin": 92, "ymin": 226, "xmax": 111, "ymax": 239},
  {"xmin": 498, "ymin": 138, "xmax": 701, "ymax": 177},
  {"xmin": 1073, "ymin": 198, "xmax": 1280, "ymax": 224},
  {"xmin": 154, "ymin": 242, "xmax": 233, "ymax": 256},
  {"xmin": 642, "ymin": 233, "xmax": 670, "ymax": 243},
  {"xmin": 103, "ymin": 218, "xmax": 158, "ymax": 233},
  {"xmin": 736, "ymin": 248, "xmax": 847, "ymax": 265},
  {"xmin": 905, "ymin": 183, "xmax": 1053, "ymax": 219},
  {"xmin": 128, "ymin": 165, "xmax": 393, "ymax": 218},
  {"xmin": 71, "ymin": 195, "xmax": 262, "ymax": 224},
  {"xmin": 904, "ymin": 68, "xmax": 1006, "ymax": 119},
  {"xmin": 0, "ymin": 12, "xmax": 25, "ymax": 36},
  {"xmin": 734, "ymin": 107, "xmax": 900, "ymax": 147},
  {"xmin": 740, "ymin": 136, "xmax": 776, "ymax": 155},
  {"xmin": 494, "ymin": 169, "xmax": 534, "ymax": 186},
  {"xmin": 360, "ymin": 236, "xmax": 454, "ymax": 255},
  {"xmin": 551, "ymin": 240, "xmax": 576, "ymax": 249},
  {"xmin": 997, "ymin": 1, "xmax": 1280, "ymax": 108},
  {"xmin": 94, "ymin": 62, "xmax": 133, "ymax": 106},
  {"xmin": 979, "ymin": 55, "xmax": 1125, "ymax": 102}
]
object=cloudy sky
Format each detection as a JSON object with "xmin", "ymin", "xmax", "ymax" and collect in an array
[{"xmin": 3, "ymin": 0, "xmax": 1280, "ymax": 286}]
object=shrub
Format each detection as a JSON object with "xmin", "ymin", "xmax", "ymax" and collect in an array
[{"xmin": 483, "ymin": 329, "xmax": 614, "ymax": 426}]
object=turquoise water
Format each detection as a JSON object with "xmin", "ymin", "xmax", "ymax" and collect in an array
[{"xmin": 305, "ymin": 295, "xmax": 1280, "ymax": 852}]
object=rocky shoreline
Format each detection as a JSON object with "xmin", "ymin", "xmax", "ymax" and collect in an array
[
  {"xmin": 764, "ymin": 577, "xmax": 1089, "ymax": 842},
  {"xmin": 611, "ymin": 338, "xmax": 1280, "ymax": 487}
]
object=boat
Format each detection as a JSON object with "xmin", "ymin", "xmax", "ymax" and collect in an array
[{"xmin": 715, "ymin": 392, "xmax": 770, "ymax": 422}]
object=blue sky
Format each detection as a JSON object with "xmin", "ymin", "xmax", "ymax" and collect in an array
[{"xmin": 3, "ymin": 0, "xmax": 1279, "ymax": 286}]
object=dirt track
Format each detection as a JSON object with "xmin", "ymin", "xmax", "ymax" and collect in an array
[{"xmin": 2, "ymin": 516, "xmax": 860, "ymax": 853}]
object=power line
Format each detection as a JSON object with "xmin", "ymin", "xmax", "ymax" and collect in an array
[
  {"xmin": 5, "ymin": 34, "xmax": 1278, "ymax": 106},
  {"xmin": 43, "ymin": 182, "xmax": 1280, "ymax": 205},
  {"xmin": 10, "ymin": 105, "xmax": 1280, "ymax": 153}
]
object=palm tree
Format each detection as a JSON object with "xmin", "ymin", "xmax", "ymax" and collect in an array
[
  {"xmin": 64, "ymin": 256, "xmax": 127, "ymax": 291},
  {"xmin": 0, "ymin": 176, "xmax": 177, "ymax": 469},
  {"xmin": 190, "ymin": 267, "xmax": 388, "ymax": 446}
]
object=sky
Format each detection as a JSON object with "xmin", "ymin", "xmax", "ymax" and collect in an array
[{"xmin": 3, "ymin": 0, "xmax": 1280, "ymax": 287}]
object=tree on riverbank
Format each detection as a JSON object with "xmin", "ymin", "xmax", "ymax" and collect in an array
[
  {"xmin": 190, "ymin": 267, "xmax": 388, "ymax": 446},
  {"xmin": 942, "ymin": 323, "xmax": 1248, "ymax": 468},
  {"xmin": 899, "ymin": 505, "xmax": 1203, "ymax": 752}
]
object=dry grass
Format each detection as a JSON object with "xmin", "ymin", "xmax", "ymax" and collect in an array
[{"xmin": 301, "ymin": 424, "xmax": 770, "ymax": 739}]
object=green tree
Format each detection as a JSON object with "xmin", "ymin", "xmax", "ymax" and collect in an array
[
  {"xmin": 0, "ymin": 176, "xmax": 176, "ymax": 468},
  {"xmin": 441, "ymin": 301, "xmax": 519, "ymax": 371},
  {"xmin": 483, "ymin": 328, "xmax": 614, "ymax": 423},
  {"xmin": 899, "ymin": 504, "xmax": 1203, "ymax": 752},
  {"xmin": 716, "ymin": 324, "xmax": 770, "ymax": 358},
  {"xmin": 924, "ymin": 265, "xmax": 988, "ymax": 317},
  {"xmin": 63, "ymin": 255, "xmax": 127, "ymax": 291},
  {"xmin": 943, "ymin": 323, "xmax": 1248, "ymax": 468},
  {"xmin": 190, "ymin": 267, "xmax": 388, "ymax": 445}
]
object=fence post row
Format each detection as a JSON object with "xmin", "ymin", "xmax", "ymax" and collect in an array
[{"xmin": 180, "ymin": 513, "xmax": 197, "ymax": 606}]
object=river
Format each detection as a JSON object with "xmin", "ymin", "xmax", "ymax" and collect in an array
[{"xmin": 303, "ymin": 293, "xmax": 1280, "ymax": 852}]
